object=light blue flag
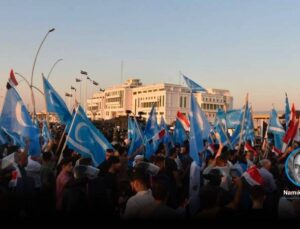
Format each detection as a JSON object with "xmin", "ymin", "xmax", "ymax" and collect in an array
[
  {"xmin": 230, "ymin": 110, "xmax": 244, "ymax": 148},
  {"xmin": 215, "ymin": 110, "xmax": 229, "ymax": 146},
  {"xmin": 160, "ymin": 116, "xmax": 174, "ymax": 154},
  {"xmin": 128, "ymin": 117, "xmax": 134, "ymax": 140},
  {"xmin": 268, "ymin": 109, "xmax": 285, "ymax": 150},
  {"xmin": 226, "ymin": 109, "xmax": 242, "ymax": 129},
  {"xmin": 66, "ymin": 105, "xmax": 113, "ymax": 166},
  {"xmin": 244, "ymin": 106, "xmax": 255, "ymax": 145},
  {"xmin": 216, "ymin": 109, "xmax": 227, "ymax": 131},
  {"xmin": 285, "ymin": 93, "xmax": 291, "ymax": 131},
  {"xmin": 189, "ymin": 94, "xmax": 204, "ymax": 166},
  {"xmin": 0, "ymin": 124, "xmax": 8, "ymax": 145},
  {"xmin": 1, "ymin": 127, "xmax": 25, "ymax": 147},
  {"xmin": 0, "ymin": 87, "xmax": 40, "ymax": 156},
  {"xmin": 182, "ymin": 74, "xmax": 207, "ymax": 93},
  {"xmin": 144, "ymin": 105, "xmax": 160, "ymax": 159},
  {"xmin": 42, "ymin": 120, "xmax": 52, "ymax": 147},
  {"xmin": 128, "ymin": 117, "xmax": 144, "ymax": 166},
  {"xmin": 190, "ymin": 94, "xmax": 211, "ymax": 140},
  {"xmin": 43, "ymin": 76, "xmax": 72, "ymax": 125},
  {"xmin": 173, "ymin": 119, "xmax": 188, "ymax": 146}
]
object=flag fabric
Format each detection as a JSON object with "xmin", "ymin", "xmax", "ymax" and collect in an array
[
  {"xmin": 230, "ymin": 110, "xmax": 244, "ymax": 148},
  {"xmin": 215, "ymin": 122, "xmax": 229, "ymax": 146},
  {"xmin": 245, "ymin": 142, "xmax": 258, "ymax": 157},
  {"xmin": 80, "ymin": 70, "xmax": 88, "ymax": 75},
  {"xmin": 43, "ymin": 76, "xmax": 72, "ymax": 125},
  {"xmin": 244, "ymin": 106, "xmax": 255, "ymax": 145},
  {"xmin": 173, "ymin": 119, "xmax": 188, "ymax": 146},
  {"xmin": 66, "ymin": 105, "xmax": 113, "ymax": 166},
  {"xmin": 242, "ymin": 166, "xmax": 264, "ymax": 186},
  {"xmin": 148, "ymin": 129, "xmax": 166, "ymax": 144},
  {"xmin": 127, "ymin": 117, "xmax": 134, "ymax": 140},
  {"xmin": 0, "ymin": 87, "xmax": 40, "ymax": 156},
  {"xmin": 272, "ymin": 146, "xmax": 283, "ymax": 157},
  {"xmin": 42, "ymin": 120, "xmax": 51, "ymax": 147},
  {"xmin": 226, "ymin": 109, "xmax": 242, "ymax": 129},
  {"xmin": 6, "ymin": 69, "xmax": 18, "ymax": 90},
  {"xmin": 285, "ymin": 93, "xmax": 291, "ymax": 131},
  {"xmin": 0, "ymin": 125, "xmax": 8, "ymax": 145},
  {"xmin": 144, "ymin": 106, "xmax": 160, "ymax": 159},
  {"xmin": 182, "ymin": 74, "xmax": 207, "ymax": 92},
  {"xmin": 189, "ymin": 94, "xmax": 204, "ymax": 166},
  {"xmin": 215, "ymin": 109, "xmax": 229, "ymax": 146},
  {"xmin": 128, "ymin": 117, "xmax": 144, "ymax": 162},
  {"xmin": 189, "ymin": 95, "xmax": 211, "ymax": 140},
  {"xmin": 268, "ymin": 109, "xmax": 285, "ymax": 151},
  {"xmin": 159, "ymin": 116, "xmax": 173, "ymax": 146},
  {"xmin": 177, "ymin": 111, "xmax": 190, "ymax": 131},
  {"xmin": 1, "ymin": 127, "xmax": 25, "ymax": 147},
  {"xmin": 282, "ymin": 104, "xmax": 298, "ymax": 150}
]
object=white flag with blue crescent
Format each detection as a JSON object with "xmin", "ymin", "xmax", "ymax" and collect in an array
[
  {"xmin": 0, "ymin": 87, "xmax": 40, "ymax": 155},
  {"xmin": 66, "ymin": 105, "xmax": 113, "ymax": 166},
  {"xmin": 43, "ymin": 76, "xmax": 72, "ymax": 125},
  {"xmin": 182, "ymin": 74, "xmax": 207, "ymax": 93},
  {"xmin": 189, "ymin": 94, "xmax": 204, "ymax": 166}
]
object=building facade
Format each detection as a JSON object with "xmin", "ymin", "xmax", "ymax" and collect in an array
[
  {"xmin": 86, "ymin": 79, "xmax": 233, "ymax": 124},
  {"xmin": 194, "ymin": 88, "xmax": 234, "ymax": 122}
]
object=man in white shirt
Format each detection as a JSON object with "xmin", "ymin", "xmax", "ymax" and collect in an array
[{"xmin": 123, "ymin": 170, "xmax": 155, "ymax": 219}]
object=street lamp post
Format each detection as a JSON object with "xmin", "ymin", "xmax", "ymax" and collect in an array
[
  {"xmin": 30, "ymin": 28, "xmax": 55, "ymax": 120},
  {"xmin": 47, "ymin": 58, "xmax": 63, "ymax": 80},
  {"xmin": 15, "ymin": 72, "xmax": 44, "ymax": 96}
]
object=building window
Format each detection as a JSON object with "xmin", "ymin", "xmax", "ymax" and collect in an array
[
  {"xmin": 179, "ymin": 96, "xmax": 183, "ymax": 108},
  {"xmin": 183, "ymin": 97, "xmax": 187, "ymax": 108}
]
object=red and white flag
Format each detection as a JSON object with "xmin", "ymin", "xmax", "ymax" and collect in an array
[
  {"xmin": 242, "ymin": 166, "xmax": 264, "ymax": 186},
  {"xmin": 149, "ymin": 129, "xmax": 166, "ymax": 143},
  {"xmin": 245, "ymin": 142, "xmax": 258, "ymax": 157},
  {"xmin": 177, "ymin": 111, "xmax": 190, "ymax": 131},
  {"xmin": 6, "ymin": 69, "xmax": 18, "ymax": 90},
  {"xmin": 272, "ymin": 146, "xmax": 283, "ymax": 157}
]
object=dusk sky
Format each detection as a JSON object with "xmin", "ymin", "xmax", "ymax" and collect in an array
[{"xmin": 1, "ymin": 0, "xmax": 300, "ymax": 112}]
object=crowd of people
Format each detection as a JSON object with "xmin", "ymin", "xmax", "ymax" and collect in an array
[{"xmin": 0, "ymin": 122, "xmax": 300, "ymax": 220}]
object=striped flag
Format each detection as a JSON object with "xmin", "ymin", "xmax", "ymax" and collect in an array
[{"xmin": 177, "ymin": 111, "xmax": 190, "ymax": 131}]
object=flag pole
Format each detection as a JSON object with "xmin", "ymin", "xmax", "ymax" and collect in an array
[
  {"xmin": 55, "ymin": 105, "xmax": 78, "ymax": 166},
  {"xmin": 238, "ymin": 93, "xmax": 248, "ymax": 150}
]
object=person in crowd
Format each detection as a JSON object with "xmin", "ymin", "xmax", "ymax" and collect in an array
[
  {"xmin": 56, "ymin": 157, "xmax": 74, "ymax": 212},
  {"xmin": 123, "ymin": 168, "xmax": 154, "ymax": 219},
  {"xmin": 148, "ymin": 178, "xmax": 180, "ymax": 219}
]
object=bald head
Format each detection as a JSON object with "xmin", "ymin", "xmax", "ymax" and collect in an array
[
  {"xmin": 293, "ymin": 153, "xmax": 300, "ymax": 182},
  {"xmin": 259, "ymin": 159, "xmax": 271, "ymax": 170}
]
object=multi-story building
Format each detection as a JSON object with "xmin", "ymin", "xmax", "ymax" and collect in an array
[
  {"xmin": 86, "ymin": 92, "xmax": 105, "ymax": 120},
  {"xmin": 194, "ymin": 88, "xmax": 234, "ymax": 123},
  {"xmin": 86, "ymin": 78, "xmax": 233, "ymax": 124},
  {"xmin": 132, "ymin": 83, "xmax": 191, "ymax": 124}
]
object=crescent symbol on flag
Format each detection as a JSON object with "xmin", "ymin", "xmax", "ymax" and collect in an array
[
  {"xmin": 15, "ymin": 101, "xmax": 30, "ymax": 127},
  {"xmin": 75, "ymin": 122, "xmax": 89, "ymax": 143}
]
